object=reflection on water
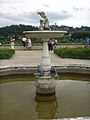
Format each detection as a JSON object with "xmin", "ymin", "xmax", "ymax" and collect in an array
[
  {"xmin": 0, "ymin": 74, "xmax": 90, "ymax": 120},
  {"xmin": 35, "ymin": 94, "xmax": 58, "ymax": 119}
]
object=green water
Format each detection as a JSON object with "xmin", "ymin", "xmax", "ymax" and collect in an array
[
  {"xmin": 0, "ymin": 73, "xmax": 90, "ymax": 83},
  {"xmin": 0, "ymin": 74, "xmax": 90, "ymax": 120}
]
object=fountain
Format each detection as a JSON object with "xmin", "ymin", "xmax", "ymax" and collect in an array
[
  {"xmin": 23, "ymin": 11, "xmax": 67, "ymax": 95},
  {"xmin": 0, "ymin": 11, "xmax": 90, "ymax": 120}
]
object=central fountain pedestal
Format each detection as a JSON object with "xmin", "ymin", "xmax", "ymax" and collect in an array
[
  {"xmin": 24, "ymin": 30, "xmax": 67, "ymax": 95},
  {"xmin": 36, "ymin": 76, "xmax": 56, "ymax": 95},
  {"xmin": 35, "ymin": 39, "xmax": 56, "ymax": 95}
]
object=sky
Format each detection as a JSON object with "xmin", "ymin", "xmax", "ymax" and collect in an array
[{"xmin": 0, "ymin": 0, "xmax": 90, "ymax": 28}]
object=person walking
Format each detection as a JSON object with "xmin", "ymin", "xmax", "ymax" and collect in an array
[
  {"xmin": 10, "ymin": 36, "xmax": 15, "ymax": 49},
  {"xmin": 22, "ymin": 36, "xmax": 27, "ymax": 50},
  {"xmin": 27, "ymin": 38, "xmax": 32, "ymax": 50}
]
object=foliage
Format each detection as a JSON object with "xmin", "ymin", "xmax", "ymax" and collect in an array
[
  {"xmin": 0, "ymin": 48, "xmax": 15, "ymax": 59},
  {"xmin": 54, "ymin": 47, "xmax": 90, "ymax": 59},
  {"xmin": 0, "ymin": 24, "xmax": 90, "ymax": 45},
  {"xmin": 0, "ymin": 24, "xmax": 39, "ymax": 44},
  {"xmin": 0, "ymin": 24, "xmax": 39, "ymax": 36},
  {"xmin": 71, "ymin": 32, "xmax": 90, "ymax": 41}
]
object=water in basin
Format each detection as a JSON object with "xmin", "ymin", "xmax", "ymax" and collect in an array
[{"xmin": 0, "ymin": 74, "xmax": 90, "ymax": 120}]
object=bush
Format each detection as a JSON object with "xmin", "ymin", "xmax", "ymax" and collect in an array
[
  {"xmin": 0, "ymin": 48, "xmax": 15, "ymax": 59},
  {"xmin": 54, "ymin": 47, "xmax": 90, "ymax": 59}
]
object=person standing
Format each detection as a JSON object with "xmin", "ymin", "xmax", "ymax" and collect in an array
[
  {"xmin": 10, "ymin": 36, "xmax": 15, "ymax": 49},
  {"xmin": 27, "ymin": 38, "xmax": 32, "ymax": 50},
  {"xmin": 54, "ymin": 39, "xmax": 58, "ymax": 48},
  {"xmin": 88, "ymin": 38, "xmax": 90, "ymax": 47},
  {"xmin": 48, "ymin": 39, "xmax": 53, "ymax": 51},
  {"xmin": 22, "ymin": 36, "xmax": 27, "ymax": 50}
]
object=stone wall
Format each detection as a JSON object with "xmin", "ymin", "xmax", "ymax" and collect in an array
[{"xmin": 0, "ymin": 64, "xmax": 90, "ymax": 76}]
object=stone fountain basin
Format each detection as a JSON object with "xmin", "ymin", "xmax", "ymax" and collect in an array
[{"xmin": 23, "ymin": 31, "xmax": 67, "ymax": 40}]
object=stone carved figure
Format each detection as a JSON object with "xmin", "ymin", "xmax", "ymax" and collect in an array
[
  {"xmin": 50, "ymin": 67, "xmax": 59, "ymax": 79},
  {"xmin": 39, "ymin": 19, "xmax": 44, "ymax": 31},
  {"xmin": 37, "ymin": 11, "xmax": 50, "ymax": 30},
  {"xmin": 34, "ymin": 65, "xmax": 44, "ymax": 77}
]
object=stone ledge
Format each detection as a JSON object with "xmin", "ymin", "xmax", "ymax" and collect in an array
[
  {"xmin": 55, "ymin": 64, "xmax": 90, "ymax": 74},
  {"xmin": 0, "ymin": 64, "xmax": 90, "ymax": 76},
  {"xmin": 39, "ymin": 116, "xmax": 90, "ymax": 120}
]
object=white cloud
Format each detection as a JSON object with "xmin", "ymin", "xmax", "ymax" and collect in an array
[{"xmin": 0, "ymin": 0, "xmax": 90, "ymax": 27}]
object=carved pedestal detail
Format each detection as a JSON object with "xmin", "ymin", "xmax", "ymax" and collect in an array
[{"xmin": 35, "ymin": 76, "xmax": 56, "ymax": 95}]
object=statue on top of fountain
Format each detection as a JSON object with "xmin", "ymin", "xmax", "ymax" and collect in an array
[{"xmin": 37, "ymin": 11, "xmax": 51, "ymax": 31}]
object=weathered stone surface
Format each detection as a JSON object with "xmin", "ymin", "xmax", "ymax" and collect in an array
[{"xmin": 0, "ymin": 64, "xmax": 90, "ymax": 76}]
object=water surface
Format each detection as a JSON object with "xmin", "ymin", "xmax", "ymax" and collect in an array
[{"xmin": 0, "ymin": 74, "xmax": 90, "ymax": 120}]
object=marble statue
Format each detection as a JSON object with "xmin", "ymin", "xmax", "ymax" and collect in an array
[
  {"xmin": 37, "ymin": 11, "xmax": 50, "ymax": 30},
  {"xmin": 50, "ymin": 67, "xmax": 59, "ymax": 79},
  {"xmin": 34, "ymin": 65, "xmax": 44, "ymax": 77}
]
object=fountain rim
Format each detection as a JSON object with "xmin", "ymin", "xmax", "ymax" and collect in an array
[
  {"xmin": 23, "ymin": 30, "xmax": 67, "ymax": 39},
  {"xmin": 0, "ymin": 64, "xmax": 90, "ymax": 76},
  {"xmin": 23, "ymin": 30, "xmax": 67, "ymax": 34}
]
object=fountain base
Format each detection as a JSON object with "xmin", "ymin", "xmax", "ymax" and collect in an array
[{"xmin": 35, "ymin": 76, "xmax": 56, "ymax": 95}]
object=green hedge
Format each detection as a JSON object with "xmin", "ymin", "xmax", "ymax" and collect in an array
[
  {"xmin": 0, "ymin": 48, "xmax": 15, "ymax": 59},
  {"xmin": 54, "ymin": 47, "xmax": 90, "ymax": 59}
]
